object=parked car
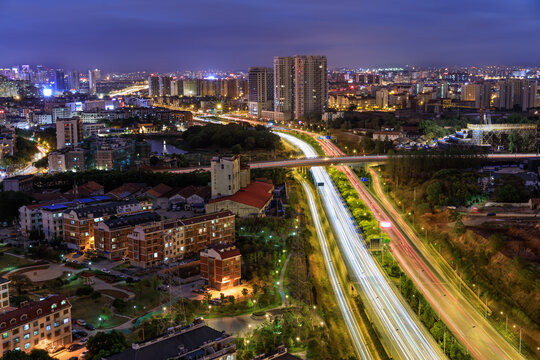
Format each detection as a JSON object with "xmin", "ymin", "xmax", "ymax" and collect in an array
[
  {"xmin": 80, "ymin": 338, "xmax": 88, "ymax": 344},
  {"xmin": 84, "ymin": 323, "xmax": 95, "ymax": 331},
  {"xmin": 101, "ymin": 268, "xmax": 111, "ymax": 273},
  {"xmin": 76, "ymin": 330, "xmax": 88, "ymax": 337},
  {"xmin": 68, "ymin": 357, "xmax": 79, "ymax": 360},
  {"xmin": 76, "ymin": 319, "xmax": 87, "ymax": 327},
  {"xmin": 68, "ymin": 343, "xmax": 84, "ymax": 351}
]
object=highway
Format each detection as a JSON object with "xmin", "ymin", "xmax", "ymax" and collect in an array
[
  {"xmin": 352, "ymin": 167, "xmax": 526, "ymax": 360},
  {"xmin": 278, "ymin": 132, "xmax": 444, "ymax": 360},
  {"xmin": 300, "ymin": 177, "xmax": 372, "ymax": 359},
  {"xmin": 299, "ymin": 130, "xmax": 525, "ymax": 359}
]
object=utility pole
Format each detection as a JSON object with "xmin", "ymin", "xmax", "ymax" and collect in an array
[
  {"xmin": 519, "ymin": 328, "xmax": 522, "ymax": 354},
  {"xmin": 443, "ymin": 331, "xmax": 446, "ymax": 354}
]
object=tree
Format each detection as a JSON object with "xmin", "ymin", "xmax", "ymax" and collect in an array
[
  {"xmin": 0, "ymin": 349, "xmax": 54, "ymax": 360},
  {"xmin": 10, "ymin": 275, "xmax": 32, "ymax": 296},
  {"xmin": 86, "ymin": 330, "xmax": 127, "ymax": 360},
  {"xmin": 453, "ymin": 219, "xmax": 466, "ymax": 236},
  {"xmin": 241, "ymin": 288, "xmax": 249, "ymax": 297},
  {"xmin": 149, "ymin": 155, "xmax": 160, "ymax": 166},
  {"xmin": 426, "ymin": 181, "xmax": 443, "ymax": 205}
]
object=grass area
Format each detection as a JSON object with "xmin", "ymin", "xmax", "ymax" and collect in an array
[
  {"xmin": 99, "ymin": 289, "xmax": 130, "ymax": 300},
  {"xmin": 70, "ymin": 295, "xmax": 126, "ymax": 328},
  {"xmin": 33, "ymin": 276, "xmax": 85, "ymax": 297},
  {"xmin": 0, "ymin": 254, "xmax": 34, "ymax": 274},
  {"xmin": 116, "ymin": 284, "xmax": 163, "ymax": 317}
]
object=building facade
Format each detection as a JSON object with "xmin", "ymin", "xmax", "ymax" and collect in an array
[
  {"xmin": 0, "ymin": 295, "xmax": 72, "ymax": 355},
  {"xmin": 200, "ymin": 244, "xmax": 241, "ymax": 291},
  {"xmin": 56, "ymin": 117, "xmax": 82, "ymax": 149},
  {"xmin": 248, "ymin": 67, "xmax": 274, "ymax": 118}
]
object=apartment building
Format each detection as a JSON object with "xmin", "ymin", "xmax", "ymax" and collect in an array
[
  {"xmin": 128, "ymin": 211, "xmax": 235, "ymax": 268},
  {"xmin": 0, "ymin": 278, "xmax": 10, "ymax": 310},
  {"xmin": 63, "ymin": 199, "xmax": 151, "ymax": 251},
  {"xmin": 0, "ymin": 295, "xmax": 71, "ymax": 355},
  {"xmin": 200, "ymin": 244, "xmax": 241, "ymax": 291},
  {"xmin": 103, "ymin": 319, "xmax": 235, "ymax": 360},
  {"xmin": 95, "ymin": 212, "xmax": 161, "ymax": 260}
]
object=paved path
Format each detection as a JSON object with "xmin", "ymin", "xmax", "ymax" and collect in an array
[{"xmin": 278, "ymin": 253, "xmax": 292, "ymax": 305}]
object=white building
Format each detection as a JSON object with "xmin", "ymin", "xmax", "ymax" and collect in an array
[{"xmin": 248, "ymin": 67, "xmax": 273, "ymax": 118}]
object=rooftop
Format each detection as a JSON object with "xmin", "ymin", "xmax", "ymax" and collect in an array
[
  {"xmin": 105, "ymin": 322, "xmax": 233, "ymax": 360},
  {"xmin": 0, "ymin": 295, "xmax": 70, "ymax": 332},
  {"xmin": 179, "ymin": 210, "xmax": 234, "ymax": 225},
  {"xmin": 103, "ymin": 211, "xmax": 161, "ymax": 229},
  {"xmin": 209, "ymin": 181, "xmax": 274, "ymax": 210}
]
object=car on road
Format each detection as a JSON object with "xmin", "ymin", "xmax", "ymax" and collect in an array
[
  {"xmin": 81, "ymin": 350, "xmax": 88, "ymax": 358},
  {"xmin": 101, "ymin": 268, "xmax": 111, "ymax": 273},
  {"xmin": 487, "ymin": 212, "xmax": 496, "ymax": 216}
]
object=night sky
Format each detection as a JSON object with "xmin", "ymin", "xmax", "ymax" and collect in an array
[{"xmin": 1, "ymin": 0, "xmax": 539, "ymax": 72}]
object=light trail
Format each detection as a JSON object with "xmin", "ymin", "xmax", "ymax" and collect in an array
[
  {"xmin": 278, "ymin": 132, "xmax": 443, "ymax": 360},
  {"xmin": 300, "ymin": 178, "xmax": 372, "ymax": 359}
]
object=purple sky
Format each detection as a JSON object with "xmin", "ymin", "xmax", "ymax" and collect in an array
[{"xmin": 1, "ymin": 0, "xmax": 539, "ymax": 72}]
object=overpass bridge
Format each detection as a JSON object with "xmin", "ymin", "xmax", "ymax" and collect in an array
[{"xmin": 164, "ymin": 153, "xmax": 540, "ymax": 173}]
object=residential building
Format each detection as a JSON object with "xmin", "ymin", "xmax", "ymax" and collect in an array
[
  {"xmin": 248, "ymin": 67, "xmax": 274, "ymax": 118},
  {"xmin": 56, "ymin": 117, "xmax": 82, "ymax": 149},
  {"xmin": 54, "ymin": 70, "xmax": 65, "ymax": 92},
  {"xmin": 128, "ymin": 211, "xmax": 235, "ymax": 268},
  {"xmin": 38, "ymin": 196, "xmax": 111, "ymax": 241},
  {"xmin": 52, "ymin": 107, "xmax": 75, "ymax": 122},
  {"xmin": 0, "ymin": 295, "xmax": 72, "ymax": 354},
  {"xmin": 0, "ymin": 278, "xmax": 10, "ymax": 309},
  {"xmin": 273, "ymin": 56, "xmax": 295, "ymax": 118},
  {"xmin": 376, "ymin": 89, "xmax": 389, "ymax": 109},
  {"xmin": 148, "ymin": 75, "xmax": 160, "ymax": 97},
  {"xmin": 0, "ymin": 127, "xmax": 15, "ymax": 160},
  {"xmin": 68, "ymin": 71, "xmax": 80, "ymax": 91},
  {"xmin": 159, "ymin": 76, "xmax": 172, "ymax": 97},
  {"xmin": 2, "ymin": 175, "xmax": 34, "ymax": 192},
  {"xmin": 498, "ymin": 79, "xmax": 538, "ymax": 111},
  {"xmin": 48, "ymin": 147, "xmax": 85, "ymax": 173},
  {"xmin": 28, "ymin": 112, "xmax": 52, "ymax": 125},
  {"xmin": 211, "ymin": 156, "xmax": 250, "ymax": 198},
  {"xmin": 293, "ymin": 55, "xmax": 328, "ymax": 119},
  {"xmin": 127, "ymin": 221, "xmax": 165, "ymax": 268},
  {"xmin": 461, "ymin": 83, "xmax": 491, "ymax": 109},
  {"xmin": 88, "ymin": 69, "xmax": 101, "ymax": 95},
  {"xmin": 206, "ymin": 181, "xmax": 274, "ymax": 217},
  {"xmin": 95, "ymin": 211, "xmax": 160, "ymax": 260},
  {"xmin": 103, "ymin": 320, "xmax": 235, "ymax": 360},
  {"xmin": 63, "ymin": 199, "xmax": 150, "ymax": 250},
  {"xmin": 200, "ymin": 244, "xmax": 241, "ymax": 291},
  {"xmin": 95, "ymin": 138, "xmax": 135, "ymax": 171},
  {"xmin": 82, "ymin": 123, "xmax": 105, "ymax": 138}
]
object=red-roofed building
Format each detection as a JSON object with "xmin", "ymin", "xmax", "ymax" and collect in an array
[
  {"xmin": 0, "ymin": 295, "xmax": 72, "ymax": 354},
  {"xmin": 66, "ymin": 181, "xmax": 104, "ymax": 198},
  {"xmin": 200, "ymin": 244, "xmax": 241, "ymax": 290},
  {"xmin": 206, "ymin": 181, "xmax": 274, "ymax": 217}
]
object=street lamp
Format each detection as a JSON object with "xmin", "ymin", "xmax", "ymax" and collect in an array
[{"xmin": 500, "ymin": 311, "xmax": 508, "ymax": 331}]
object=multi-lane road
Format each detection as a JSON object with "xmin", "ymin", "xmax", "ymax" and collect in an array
[
  {"xmin": 300, "ymin": 177, "xmax": 372, "ymax": 359},
  {"xmin": 279, "ymin": 132, "xmax": 444, "ymax": 360},
  {"xmin": 297, "ymin": 130, "xmax": 525, "ymax": 359}
]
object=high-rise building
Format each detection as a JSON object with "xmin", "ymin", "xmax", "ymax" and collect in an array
[
  {"xmin": 273, "ymin": 56, "xmax": 295, "ymax": 116},
  {"xmin": 248, "ymin": 67, "xmax": 274, "ymax": 118},
  {"xmin": 461, "ymin": 83, "xmax": 491, "ymax": 109},
  {"xmin": 183, "ymin": 79, "xmax": 198, "ymax": 96},
  {"xmin": 68, "ymin": 70, "xmax": 80, "ymax": 91},
  {"xmin": 54, "ymin": 70, "xmax": 65, "ymax": 92},
  {"xmin": 171, "ymin": 79, "xmax": 183, "ymax": 96},
  {"xmin": 159, "ymin": 76, "xmax": 172, "ymax": 96},
  {"xmin": 376, "ymin": 89, "xmax": 389, "ymax": 108},
  {"xmin": 88, "ymin": 69, "xmax": 101, "ymax": 95},
  {"xmin": 273, "ymin": 55, "xmax": 327, "ymax": 120},
  {"xmin": 148, "ymin": 75, "xmax": 160, "ymax": 97},
  {"xmin": 498, "ymin": 79, "xmax": 538, "ymax": 111},
  {"xmin": 56, "ymin": 117, "xmax": 83, "ymax": 149},
  {"xmin": 293, "ymin": 55, "xmax": 328, "ymax": 119}
]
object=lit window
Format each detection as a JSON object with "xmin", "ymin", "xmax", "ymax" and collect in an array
[
  {"xmin": 23, "ymin": 324, "xmax": 29, "ymax": 331},
  {"xmin": 24, "ymin": 333, "xmax": 30, "ymax": 340},
  {"xmin": 154, "ymin": 253, "xmax": 158, "ymax": 258},
  {"xmin": 24, "ymin": 342, "xmax": 30, "ymax": 349},
  {"xmin": 2, "ymin": 332, "xmax": 8, "ymax": 339}
]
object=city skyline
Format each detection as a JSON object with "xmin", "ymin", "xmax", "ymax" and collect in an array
[{"xmin": 1, "ymin": 0, "xmax": 540, "ymax": 72}]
